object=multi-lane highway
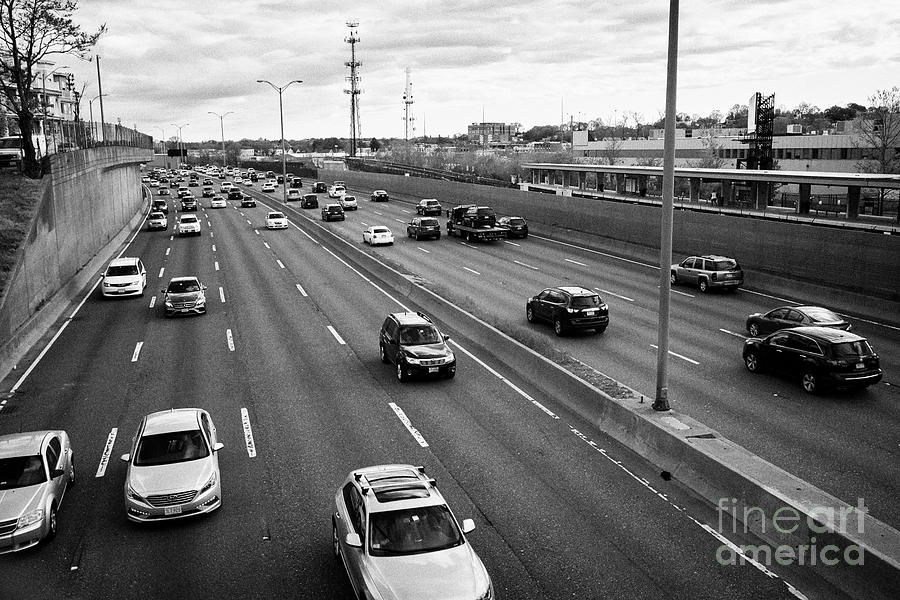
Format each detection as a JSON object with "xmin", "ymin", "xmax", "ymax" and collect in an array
[{"xmin": 0, "ymin": 169, "xmax": 891, "ymax": 598}]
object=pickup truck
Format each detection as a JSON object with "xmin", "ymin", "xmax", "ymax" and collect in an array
[{"xmin": 446, "ymin": 205, "xmax": 509, "ymax": 242}]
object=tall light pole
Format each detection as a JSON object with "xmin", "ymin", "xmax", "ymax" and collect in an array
[
  {"xmin": 171, "ymin": 123, "xmax": 189, "ymax": 169},
  {"xmin": 96, "ymin": 55, "xmax": 105, "ymax": 141},
  {"xmin": 39, "ymin": 65, "xmax": 68, "ymax": 155},
  {"xmin": 155, "ymin": 126, "xmax": 168, "ymax": 169},
  {"xmin": 208, "ymin": 111, "xmax": 234, "ymax": 168},
  {"xmin": 257, "ymin": 79, "xmax": 302, "ymax": 204},
  {"xmin": 89, "ymin": 93, "xmax": 109, "ymax": 145}
]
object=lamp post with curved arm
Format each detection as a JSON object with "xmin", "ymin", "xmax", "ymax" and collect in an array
[
  {"xmin": 257, "ymin": 79, "xmax": 302, "ymax": 204},
  {"xmin": 208, "ymin": 111, "xmax": 234, "ymax": 168},
  {"xmin": 171, "ymin": 123, "xmax": 189, "ymax": 169},
  {"xmin": 88, "ymin": 93, "xmax": 110, "ymax": 145}
]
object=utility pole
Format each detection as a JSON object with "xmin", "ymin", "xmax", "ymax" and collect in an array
[
  {"xmin": 171, "ymin": 123, "xmax": 189, "ymax": 169},
  {"xmin": 257, "ymin": 80, "xmax": 302, "ymax": 204},
  {"xmin": 403, "ymin": 67, "xmax": 414, "ymax": 160},
  {"xmin": 208, "ymin": 111, "xmax": 234, "ymax": 167},
  {"xmin": 96, "ymin": 55, "xmax": 105, "ymax": 142},
  {"xmin": 344, "ymin": 21, "xmax": 362, "ymax": 157}
]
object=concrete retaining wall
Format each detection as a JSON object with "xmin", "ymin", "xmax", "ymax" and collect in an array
[
  {"xmin": 0, "ymin": 147, "xmax": 152, "ymax": 377},
  {"xmin": 322, "ymin": 170, "xmax": 900, "ymax": 316}
]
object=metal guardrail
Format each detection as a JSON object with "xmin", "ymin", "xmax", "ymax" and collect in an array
[{"xmin": 346, "ymin": 157, "xmax": 516, "ymax": 188}]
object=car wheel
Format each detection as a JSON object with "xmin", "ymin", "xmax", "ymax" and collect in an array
[
  {"xmin": 379, "ymin": 343, "xmax": 390, "ymax": 364},
  {"xmin": 744, "ymin": 351, "xmax": 761, "ymax": 373},
  {"xmin": 554, "ymin": 318, "xmax": 565, "ymax": 336},
  {"xmin": 396, "ymin": 361, "xmax": 406, "ymax": 382},
  {"xmin": 698, "ymin": 278, "xmax": 709, "ymax": 293},
  {"xmin": 332, "ymin": 519, "xmax": 341, "ymax": 559},
  {"xmin": 801, "ymin": 371, "xmax": 819, "ymax": 394},
  {"xmin": 670, "ymin": 271, "xmax": 678, "ymax": 286},
  {"xmin": 435, "ymin": 234, "xmax": 440, "ymax": 240},
  {"xmin": 748, "ymin": 323, "xmax": 760, "ymax": 337},
  {"xmin": 47, "ymin": 502, "xmax": 58, "ymax": 540},
  {"xmin": 526, "ymin": 305, "xmax": 535, "ymax": 323}
]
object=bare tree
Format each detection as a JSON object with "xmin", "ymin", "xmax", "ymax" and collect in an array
[
  {"xmin": 687, "ymin": 136, "xmax": 726, "ymax": 169},
  {"xmin": 0, "ymin": 0, "xmax": 104, "ymax": 177},
  {"xmin": 854, "ymin": 86, "xmax": 900, "ymax": 219},
  {"xmin": 600, "ymin": 137, "xmax": 623, "ymax": 165}
]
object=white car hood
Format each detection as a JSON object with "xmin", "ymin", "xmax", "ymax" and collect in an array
[
  {"xmin": 0, "ymin": 485, "xmax": 43, "ymax": 520},
  {"xmin": 128, "ymin": 458, "xmax": 214, "ymax": 496},
  {"xmin": 104, "ymin": 275, "xmax": 141, "ymax": 286},
  {"xmin": 369, "ymin": 543, "xmax": 488, "ymax": 600}
]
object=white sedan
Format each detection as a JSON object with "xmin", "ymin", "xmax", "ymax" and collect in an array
[
  {"xmin": 210, "ymin": 196, "xmax": 227, "ymax": 208},
  {"xmin": 339, "ymin": 195, "xmax": 358, "ymax": 210},
  {"xmin": 328, "ymin": 185, "xmax": 346, "ymax": 198},
  {"xmin": 363, "ymin": 226, "xmax": 394, "ymax": 246},
  {"xmin": 265, "ymin": 211, "xmax": 289, "ymax": 229},
  {"xmin": 233, "ymin": 176, "xmax": 244, "ymax": 184},
  {"xmin": 261, "ymin": 182, "xmax": 275, "ymax": 193}
]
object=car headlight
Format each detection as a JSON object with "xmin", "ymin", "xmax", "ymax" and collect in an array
[
  {"xmin": 17, "ymin": 508, "xmax": 44, "ymax": 528},
  {"xmin": 165, "ymin": 300, "xmax": 173, "ymax": 308},
  {"xmin": 445, "ymin": 351, "xmax": 455, "ymax": 363},
  {"xmin": 200, "ymin": 471, "xmax": 217, "ymax": 493},
  {"xmin": 126, "ymin": 485, "xmax": 146, "ymax": 503},
  {"xmin": 567, "ymin": 308, "xmax": 576, "ymax": 313},
  {"xmin": 600, "ymin": 303, "xmax": 608, "ymax": 311},
  {"xmin": 403, "ymin": 354, "xmax": 421, "ymax": 365},
  {"xmin": 196, "ymin": 295, "xmax": 206, "ymax": 306}
]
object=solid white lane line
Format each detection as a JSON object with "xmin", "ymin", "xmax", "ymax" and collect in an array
[
  {"xmin": 240, "ymin": 408, "xmax": 257, "ymax": 458},
  {"xmin": 650, "ymin": 344, "xmax": 700, "ymax": 365},
  {"xmin": 131, "ymin": 342, "xmax": 143, "ymax": 363},
  {"xmin": 149, "ymin": 296, "xmax": 156, "ymax": 309},
  {"xmin": 226, "ymin": 329, "xmax": 235, "ymax": 351},
  {"xmin": 462, "ymin": 266, "xmax": 481, "ymax": 275},
  {"xmin": 504, "ymin": 240, "xmax": 521, "ymax": 247},
  {"xmin": 212, "ymin": 244, "xmax": 216, "ymax": 252},
  {"xmin": 327, "ymin": 326, "xmax": 346, "ymax": 345},
  {"xmin": 513, "ymin": 259, "xmax": 539, "ymax": 271},
  {"xmin": 565, "ymin": 258, "xmax": 587, "ymax": 267},
  {"xmin": 165, "ymin": 247, "xmax": 170, "ymax": 256},
  {"xmin": 95, "ymin": 428, "xmax": 118, "ymax": 477},
  {"xmin": 263, "ymin": 242, "xmax": 270, "ymax": 249},
  {"xmin": 295, "ymin": 283, "xmax": 308, "ymax": 297},
  {"xmin": 450, "ymin": 340, "xmax": 558, "ymax": 419},
  {"xmin": 595, "ymin": 287, "xmax": 634, "ymax": 302},
  {"xmin": 720, "ymin": 328, "xmax": 747, "ymax": 339},
  {"xmin": 670, "ymin": 288, "xmax": 695, "ymax": 298},
  {"xmin": 158, "ymin": 267, "xmax": 164, "ymax": 278},
  {"xmin": 738, "ymin": 288, "xmax": 798, "ymax": 304},
  {"xmin": 388, "ymin": 402, "xmax": 429, "ymax": 447},
  {"xmin": 214, "ymin": 261, "xmax": 220, "ymax": 271},
  {"xmin": 219, "ymin": 287, "xmax": 226, "ymax": 303},
  {"xmin": 417, "ymin": 247, "xmax": 430, "ymax": 253},
  {"xmin": 276, "ymin": 259, "xmax": 285, "ymax": 269}
]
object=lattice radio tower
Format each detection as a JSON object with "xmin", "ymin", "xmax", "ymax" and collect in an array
[
  {"xmin": 402, "ymin": 67, "xmax": 415, "ymax": 143},
  {"xmin": 344, "ymin": 21, "xmax": 362, "ymax": 157}
]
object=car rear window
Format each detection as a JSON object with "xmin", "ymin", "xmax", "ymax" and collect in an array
[
  {"xmin": 107, "ymin": 265, "xmax": 139, "ymax": 276},
  {"xmin": 571, "ymin": 295, "xmax": 601, "ymax": 308},
  {"xmin": 508, "ymin": 218, "xmax": 525, "ymax": 225},
  {"xmin": 0, "ymin": 455, "xmax": 46, "ymax": 488},
  {"xmin": 134, "ymin": 429, "xmax": 209, "ymax": 466},
  {"xmin": 804, "ymin": 307, "xmax": 841, "ymax": 322},
  {"xmin": 831, "ymin": 340, "xmax": 874, "ymax": 359},
  {"xmin": 181, "ymin": 216, "xmax": 198, "ymax": 223},
  {"xmin": 711, "ymin": 259, "xmax": 739, "ymax": 271},
  {"xmin": 373, "ymin": 227, "xmax": 390, "ymax": 234},
  {"xmin": 420, "ymin": 218, "xmax": 439, "ymax": 226}
]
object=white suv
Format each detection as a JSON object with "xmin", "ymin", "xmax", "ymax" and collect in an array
[
  {"xmin": 178, "ymin": 214, "xmax": 201, "ymax": 236},
  {"xmin": 102, "ymin": 257, "xmax": 147, "ymax": 297}
]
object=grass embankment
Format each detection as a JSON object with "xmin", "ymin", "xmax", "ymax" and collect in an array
[{"xmin": 0, "ymin": 172, "xmax": 44, "ymax": 299}]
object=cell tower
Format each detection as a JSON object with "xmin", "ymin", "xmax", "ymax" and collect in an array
[
  {"xmin": 402, "ymin": 67, "xmax": 415, "ymax": 143},
  {"xmin": 344, "ymin": 20, "xmax": 362, "ymax": 157}
]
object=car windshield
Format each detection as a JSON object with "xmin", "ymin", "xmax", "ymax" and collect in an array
[
  {"xmin": 150, "ymin": 212, "xmax": 164, "ymax": 219},
  {"xmin": 368, "ymin": 505, "xmax": 463, "ymax": 557},
  {"xmin": 181, "ymin": 216, "xmax": 197, "ymax": 223},
  {"xmin": 804, "ymin": 307, "xmax": 841, "ymax": 322},
  {"xmin": 107, "ymin": 265, "xmax": 139, "ymax": 276},
  {"xmin": 831, "ymin": 340, "xmax": 875, "ymax": 359},
  {"xmin": 0, "ymin": 455, "xmax": 46, "ymax": 489},
  {"xmin": 508, "ymin": 218, "xmax": 525, "ymax": 225},
  {"xmin": 269, "ymin": 213, "xmax": 284, "ymax": 219},
  {"xmin": 711, "ymin": 259, "xmax": 739, "ymax": 271},
  {"xmin": 134, "ymin": 429, "xmax": 209, "ymax": 466},
  {"xmin": 168, "ymin": 280, "xmax": 200, "ymax": 293},
  {"xmin": 571, "ymin": 295, "xmax": 601, "ymax": 308},
  {"xmin": 400, "ymin": 325, "xmax": 442, "ymax": 345}
]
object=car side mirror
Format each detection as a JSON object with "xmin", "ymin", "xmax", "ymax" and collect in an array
[
  {"xmin": 462, "ymin": 518, "xmax": 476, "ymax": 533},
  {"xmin": 345, "ymin": 533, "xmax": 362, "ymax": 548},
  {"xmin": 442, "ymin": 334, "xmax": 450, "ymax": 341},
  {"xmin": 213, "ymin": 442, "xmax": 224, "ymax": 451},
  {"xmin": 51, "ymin": 468, "xmax": 65, "ymax": 479},
  {"xmin": 120, "ymin": 453, "xmax": 130, "ymax": 462}
]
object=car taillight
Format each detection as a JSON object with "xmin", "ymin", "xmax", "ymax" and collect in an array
[{"xmin": 827, "ymin": 359, "xmax": 850, "ymax": 367}]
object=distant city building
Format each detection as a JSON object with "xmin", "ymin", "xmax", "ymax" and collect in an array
[{"xmin": 467, "ymin": 122, "xmax": 521, "ymax": 145}]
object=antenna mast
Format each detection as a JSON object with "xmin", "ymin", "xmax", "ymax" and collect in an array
[
  {"xmin": 344, "ymin": 21, "xmax": 362, "ymax": 157},
  {"xmin": 402, "ymin": 67, "xmax": 415, "ymax": 143}
]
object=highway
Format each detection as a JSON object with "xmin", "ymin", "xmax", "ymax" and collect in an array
[{"xmin": 0, "ymin": 171, "xmax": 886, "ymax": 598}]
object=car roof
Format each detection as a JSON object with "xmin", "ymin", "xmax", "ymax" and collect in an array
[
  {"xmin": 326, "ymin": 204, "xmax": 342, "ymax": 209},
  {"xmin": 349, "ymin": 464, "xmax": 446, "ymax": 513},
  {"xmin": 109, "ymin": 257, "xmax": 139, "ymax": 267},
  {"xmin": 373, "ymin": 189, "xmax": 386, "ymax": 193},
  {"xmin": 391, "ymin": 311, "xmax": 434, "ymax": 326},
  {"xmin": 267, "ymin": 212, "xmax": 284, "ymax": 217},
  {"xmin": 169, "ymin": 276, "xmax": 199, "ymax": 283},
  {"xmin": 141, "ymin": 408, "xmax": 203, "ymax": 436},
  {"xmin": 698, "ymin": 254, "xmax": 735, "ymax": 261},
  {"xmin": 555, "ymin": 286, "xmax": 597, "ymax": 296},
  {"xmin": 0, "ymin": 431, "xmax": 57, "ymax": 457},
  {"xmin": 782, "ymin": 326, "xmax": 866, "ymax": 343}
]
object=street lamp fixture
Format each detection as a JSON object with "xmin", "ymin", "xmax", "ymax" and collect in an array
[
  {"xmin": 257, "ymin": 79, "xmax": 303, "ymax": 204},
  {"xmin": 171, "ymin": 123, "xmax": 189, "ymax": 169},
  {"xmin": 208, "ymin": 111, "xmax": 234, "ymax": 168}
]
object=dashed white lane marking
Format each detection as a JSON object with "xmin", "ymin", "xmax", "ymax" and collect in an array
[
  {"xmin": 388, "ymin": 402, "xmax": 429, "ymax": 447},
  {"xmin": 513, "ymin": 259, "xmax": 539, "ymax": 271},
  {"xmin": 215, "ymin": 261, "xmax": 220, "ymax": 271},
  {"xmin": 240, "ymin": 408, "xmax": 257, "ymax": 458},
  {"xmin": 247, "ymin": 219, "xmax": 252, "ymax": 225},
  {"xmin": 149, "ymin": 296, "xmax": 156, "ymax": 309},
  {"xmin": 401, "ymin": 209, "xmax": 411, "ymax": 213},
  {"xmin": 720, "ymin": 328, "xmax": 746, "ymax": 339},
  {"xmin": 503, "ymin": 240, "xmax": 521, "ymax": 247},
  {"xmin": 738, "ymin": 288, "xmax": 798, "ymax": 304},
  {"xmin": 537, "ymin": 235, "xmax": 660, "ymax": 270},
  {"xmin": 95, "ymin": 428, "xmax": 118, "ymax": 478},
  {"xmin": 226, "ymin": 329, "xmax": 235, "ymax": 351},
  {"xmin": 670, "ymin": 288, "xmax": 695, "ymax": 298},
  {"xmin": 212, "ymin": 244, "xmax": 217, "ymax": 252},
  {"xmin": 219, "ymin": 287, "xmax": 226, "ymax": 303},
  {"xmin": 360, "ymin": 221, "xmax": 369, "ymax": 227},
  {"xmin": 276, "ymin": 259, "xmax": 285, "ymax": 269},
  {"xmin": 263, "ymin": 242, "xmax": 270, "ymax": 249},
  {"xmin": 650, "ymin": 344, "xmax": 700, "ymax": 365},
  {"xmin": 169, "ymin": 235, "xmax": 174, "ymax": 241},
  {"xmin": 460, "ymin": 241, "xmax": 477, "ymax": 249},
  {"xmin": 254, "ymin": 230, "xmax": 260, "ymax": 235},
  {"xmin": 462, "ymin": 266, "xmax": 481, "ymax": 275},
  {"xmin": 373, "ymin": 211, "xmax": 384, "ymax": 216},
  {"xmin": 210, "ymin": 231, "xmax": 214, "ymax": 238},
  {"xmin": 565, "ymin": 258, "xmax": 587, "ymax": 267},
  {"xmin": 394, "ymin": 218, "xmax": 406, "ymax": 224},
  {"xmin": 295, "ymin": 283, "xmax": 308, "ymax": 297},
  {"xmin": 595, "ymin": 287, "xmax": 634, "ymax": 302},
  {"xmin": 131, "ymin": 342, "xmax": 143, "ymax": 363},
  {"xmin": 158, "ymin": 267, "xmax": 164, "ymax": 278},
  {"xmin": 417, "ymin": 247, "xmax": 430, "ymax": 253},
  {"xmin": 327, "ymin": 326, "xmax": 346, "ymax": 345},
  {"xmin": 165, "ymin": 247, "xmax": 170, "ymax": 256}
]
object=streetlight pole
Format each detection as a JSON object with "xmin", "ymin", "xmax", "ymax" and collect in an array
[
  {"xmin": 39, "ymin": 65, "xmax": 68, "ymax": 156},
  {"xmin": 89, "ymin": 93, "xmax": 109, "ymax": 146},
  {"xmin": 257, "ymin": 79, "xmax": 302, "ymax": 204},
  {"xmin": 171, "ymin": 123, "xmax": 189, "ymax": 169},
  {"xmin": 208, "ymin": 111, "xmax": 234, "ymax": 168},
  {"xmin": 155, "ymin": 126, "xmax": 167, "ymax": 169}
]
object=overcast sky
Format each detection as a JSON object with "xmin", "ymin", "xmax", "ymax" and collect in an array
[{"xmin": 62, "ymin": 0, "xmax": 899, "ymax": 143}]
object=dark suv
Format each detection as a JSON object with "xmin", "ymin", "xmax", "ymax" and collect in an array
[
  {"xmin": 321, "ymin": 203, "xmax": 345, "ymax": 221},
  {"xmin": 526, "ymin": 286, "xmax": 609, "ymax": 336},
  {"xmin": 227, "ymin": 189, "xmax": 244, "ymax": 201},
  {"xmin": 461, "ymin": 206, "xmax": 497, "ymax": 228},
  {"xmin": 379, "ymin": 312, "xmax": 456, "ymax": 381},
  {"xmin": 742, "ymin": 326, "xmax": 882, "ymax": 394},
  {"xmin": 407, "ymin": 217, "xmax": 441, "ymax": 241},
  {"xmin": 671, "ymin": 255, "xmax": 743, "ymax": 293},
  {"xmin": 180, "ymin": 196, "xmax": 197, "ymax": 211},
  {"xmin": 313, "ymin": 181, "xmax": 327, "ymax": 193},
  {"xmin": 416, "ymin": 199, "xmax": 442, "ymax": 216},
  {"xmin": 301, "ymin": 194, "xmax": 319, "ymax": 209}
]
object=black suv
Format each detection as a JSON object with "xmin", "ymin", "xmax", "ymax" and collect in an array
[
  {"xmin": 742, "ymin": 326, "xmax": 882, "ymax": 394},
  {"xmin": 526, "ymin": 286, "xmax": 609, "ymax": 335},
  {"xmin": 371, "ymin": 190, "xmax": 390, "ymax": 202},
  {"xmin": 313, "ymin": 181, "xmax": 327, "ymax": 193},
  {"xmin": 240, "ymin": 194, "xmax": 256, "ymax": 207},
  {"xmin": 151, "ymin": 199, "xmax": 169, "ymax": 214},
  {"xmin": 498, "ymin": 216, "xmax": 528, "ymax": 238},
  {"xmin": 227, "ymin": 189, "xmax": 244, "ymax": 201},
  {"xmin": 301, "ymin": 194, "xmax": 319, "ymax": 209},
  {"xmin": 290, "ymin": 177, "xmax": 303, "ymax": 188},
  {"xmin": 407, "ymin": 217, "xmax": 441, "ymax": 241},
  {"xmin": 180, "ymin": 197, "xmax": 197, "ymax": 211},
  {"xmin": 416, "ymin": 199, "xmax": 442, "ymax": 216},
  {"xmin": 321, "ymin": 203, "xmax": 345, "ymax": 221},
  {"xmin": 379, "ymin": 312, "xmax": 456, "ymax": 381},
  {"xmin": 461, "ymin": 206, "xmax": 497, "ymax": 228}
]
